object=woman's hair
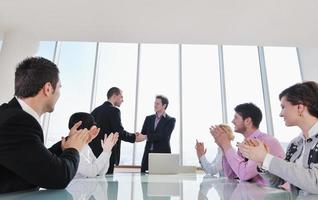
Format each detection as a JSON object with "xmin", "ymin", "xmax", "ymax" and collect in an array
[
  {"xmin": 68, "ymin": 112, "xmax": 97, "ymax": 130},
  {"xmin": 279, "ymin": 81, "xmax": 318, "ymax": 118}
]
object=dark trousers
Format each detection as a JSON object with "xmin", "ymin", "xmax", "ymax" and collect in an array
[{"xmin": 141, "ymin": 149, "xmax": 153, "ymax": 173}]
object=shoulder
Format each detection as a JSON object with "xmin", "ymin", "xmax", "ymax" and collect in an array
[
  {"xmin": 143, "ymin": 115, "xmax": 154, "ymax": 123},
  {"xmin": 0, "ymin": 108, "xmax": 42, "ymax": 139},
  {"xmin": 166, "ymin": 114, "xmax": 176, "ymax": 122},
  {"xmin": 147, "ymin": 114, "xmax": 155, "ymax": 119},
  {"xmin": 257, "ymin": 131, "xmax": 280, "ymax": 145},
  {"xmin": 287, "ymin": 135, "xmax": 303, "ymax": 148},
  {"xmin": 92, "ymin": 102, "xmax": 120, "ymax": 114},
  {"xmin": 0, "ymin": 106, "xmax": 38, "ymax": 127}
]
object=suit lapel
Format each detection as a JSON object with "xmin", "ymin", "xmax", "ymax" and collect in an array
[{"xmin": 150, "ymin": 115, "xmax": 156, "ymax": 132}]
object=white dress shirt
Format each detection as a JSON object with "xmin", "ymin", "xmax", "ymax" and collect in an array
[
  {"xmin": 75, "ymin": 145, "xmax": 111, "ymax": 178},
  {"xmin": 16, "ymin": 97, "xmax": 41, "ymax": 125}
]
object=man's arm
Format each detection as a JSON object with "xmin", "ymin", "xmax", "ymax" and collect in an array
[
  {"xmin": 141, "ymin": 116, "xmax": 149, "ymax": 135},
  {"xmin": 48, "ymin": 141, "xmax": 63, "ymax": 155},
  {"xmin": 109, "ymin": 108, "xmax": 135, "ymax": 143},
  {"xmin": 147, "ymin": 118, "xmax": 175, "ymax": 142},
  {"xmin": 0, "ymin": 113, "xmax": 80, "ymax": 189},
  {"xmin": 223, "ymin": 147, "xmax": 259, "ymax": 181},
  {"xmin": 222, "ymin": 153, "xmax": 238, "ymax": 179},
  {"xmin": 224, "ymin": 137, "xmax": 285, "ymax": 182}
]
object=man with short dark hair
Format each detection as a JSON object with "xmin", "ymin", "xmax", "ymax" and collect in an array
[
  {"xmin": 0, "ymin": 57, "xmax": 99, "ymax": 193},
  {"xmin": 140, "ymin": 95, "xmax": 176, "ymax": 173},
  {"xmin": 90, "ymin": 87, "xmax": 144, "ymax": 174},
  {"xmin": 210, "ymin": 103, "xmax": 285, "ymax": 185}
]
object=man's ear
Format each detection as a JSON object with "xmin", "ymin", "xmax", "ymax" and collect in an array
[
  {"xmin": 244, "ymin": 117, "xmax": 252, "ymax": 126},
  {"xmin": 43, "ymin": 82, "xmax": 52, "ymax": 96},
  {"xmin": 163, "ymin": 104, "xmax": 167, "ymax": 109}
]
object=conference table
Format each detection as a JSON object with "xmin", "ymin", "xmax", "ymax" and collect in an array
[{"xmin": 0, "ymin": 172, "xmax": 317, "ymax": 200}]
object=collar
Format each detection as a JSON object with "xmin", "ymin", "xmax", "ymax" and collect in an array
[
  {"xmin": 246, "ymin": 129, "xmax": 262, "ymax": 139},
  {"xmin": 308, "ymin": 122, "xmax": 318, "ymax": 138},
  {"xmin": 16, "ymin": 97, "xmax": 41, "ymax": 125},
  {"xmin": 300, "ymin": 121, "xmax": 318, "ymax": 140},
  {"xmin": 106, "ymin": 101, "xmax": 114, "ymax": 106},
  {"xmin": 156, "ymin": 112, "xmax": 166, "ymax": 119}
]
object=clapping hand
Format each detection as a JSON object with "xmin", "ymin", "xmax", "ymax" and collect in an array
[
  {"xmin": 62, "ymin": 121, "xmax": 100, "ymax": 152},
  {"xmin": 101, "ymin": 132, "xmax": 119, "ymax": 152},
  {"xmin": 238, "ymin": 138, "xmax": 269, "ymax": 163},
  {"xmin": 195, "ymin": 140, "xmax": 207, "ymax": 159},
  {"xmin": 210, "ymin": 125, "xmax": 231, "ymax": 151}
]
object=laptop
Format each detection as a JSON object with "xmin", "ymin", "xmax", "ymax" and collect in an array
[{"xmin": 148, "ymin": 153, "xmax": 180, "ymax": 174}]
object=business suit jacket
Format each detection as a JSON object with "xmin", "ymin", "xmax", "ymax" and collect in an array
[
  {"xmin": 90, "ymin": 101, "xmax": 135, "ymax": 174},
  {"xmin": 141, "ymin": 114, "xmax": 176, "ymax": 172},
  {"xmin": 0, "ymin": 98, "xmax": 79, "ymax": 194}
]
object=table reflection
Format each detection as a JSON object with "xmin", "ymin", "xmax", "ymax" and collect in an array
[
  {"xmin": 1, "ymin": 173, "xmax": 318, "ymax": 200},
  {"xmin": 0, "ymin": 189, "xmax": 72, "ymax": 200},
  {"xmin": 197, "ymin": 175, "xmax": 293, "ymax": 200}
]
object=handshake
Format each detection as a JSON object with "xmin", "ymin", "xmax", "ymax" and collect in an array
[{"xmin": 135, "ymin": 132, "xmax": 147, "ymax": 142}]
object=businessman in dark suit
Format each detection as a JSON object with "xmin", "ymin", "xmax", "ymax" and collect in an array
[
  {"xmin": 140, "ymin": 95, "xmax": 176, "ymax": 173},
  {"xmin": 0, "ymin": 57, "xmax": 99, "ymax": 193},
  {"xmin": 90, "ymin": 87, "xmax": 144, "ymax": 174}
]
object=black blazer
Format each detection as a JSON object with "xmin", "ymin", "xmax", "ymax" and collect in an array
[
  {"xmin": 90, "ymin": 101, "xmax": 135, "ymax": 166},
  {"xmin": 0, "ymin": 98, "xmax": 79, "ymax": 194},
  {"xmin": 140, "ymin": 113, "xmax": 176, "ymax": 172},
  {"xmin": 142, "ymin": 114, "xmax": 176, "ymax": 153}
]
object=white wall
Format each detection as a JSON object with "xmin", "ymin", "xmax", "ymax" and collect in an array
[
  {"xmin": 1, "ymin": 1, "xmax": 318, "ymax": 47},
  {"xmin": 0, "ymin": 31, "xmax": 39, "ymax": 103},
  {"xmin": 298, "ymin": 48, "xmax": 318, "ymax": 82}
]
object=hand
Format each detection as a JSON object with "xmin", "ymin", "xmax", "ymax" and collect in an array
[
  {"xmin": 68, "ymin": 121, "xmax": 82, "ymax": 137},
  {"xmin": 101, "ymin": 132, "xmax": 119, "ymax": 152},
  {"xmin": 210, "ymin": 125, "xmax": 231, "ymax": 151},
  {"xmin": 62, "ymin": 128, "xmax": 91, "ymax": 152},
  {"xmin": 239, "ymin": 139, "xmax": 268, "ymax": 163},
  {"xmin": 239, "ymin": 138, "xmax": 270, "ymax": 152},
  {"xmin": 67, "ymin": 121, "xmax": 100, "ymax": 143},
  {"xmin": 135, "ymin": 132, "xmax": 147, "ymax": 142},
  {"xmin": 195, "ymin": 140, "xmax": 207, "ymax": 159},
  {"xmin": 62, "ymin": 123, "xmax": 100, "ymax": 152}
]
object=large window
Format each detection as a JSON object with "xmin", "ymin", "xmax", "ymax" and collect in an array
[
  {"xmin": 36, "ymin": 41, "xmax": 57, "ymax": 143},
  {"xmin": 264, "ymin": 47, "xmax": 302, "ymax": 148},
  {"xmin": 135, "ymin": 44, "xmax": 180, "ymax": 165},
  {"xmin": 36, "ymin": 41, "xmax": 56, "ymax": 61},
  {"xmin": 0, "ymin": 41, "xmax": 3, "ymax": 51},
  {"xmin": 182, "ymin": 44, "xmax": 222, "ymax": 166},
  {"xmin": 46, "ymin": 42, "xmax": 96, "ymax": 147},
  {"xmin": 36, "ymin": 41, "xmax": 302, "ymax": 166},
  {"xmin": 94, "ymin": 43, "xmax": 138, "ymax": 165},
  {"xmin": 223, "ymin": 46, "xmax": 267, "ymax": 143}
]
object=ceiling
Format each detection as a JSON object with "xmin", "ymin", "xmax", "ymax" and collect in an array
[{"xmin": 0, "ymin": 0, "xmax": 318, "ymax": 47}]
